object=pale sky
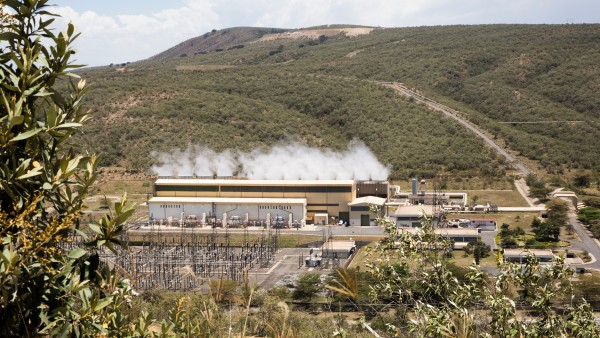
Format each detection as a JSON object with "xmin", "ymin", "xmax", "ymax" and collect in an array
[{"xmin": 48, "ymin": 0, "xmax": 600, "ymax": 66}]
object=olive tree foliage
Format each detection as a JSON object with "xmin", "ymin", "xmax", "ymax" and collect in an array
[
  {"xmin": 0, "ymin": 1, "xmax": 140, "ymax": 336},
  {"xmin": 362, "ymin": 213, "xmax": 598, "ymax": 337}
]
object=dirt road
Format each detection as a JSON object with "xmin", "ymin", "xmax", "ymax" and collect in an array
[{"xmin": 379, "ymin": 82, "xmax": 532, "ymax": 177}]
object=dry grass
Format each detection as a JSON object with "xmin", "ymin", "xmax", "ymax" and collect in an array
[
  {"xmin": 446, "ymin": 212, "xmax": 540, "ymax": 230},
  {"xmin": 125, "ymin": 231, "xmax": 321, "ymax": 248},
  {"xmin": 347, "ymin": 242, "xmax": 379, "ymax": 270},
  {"xmin": 94, "ymin": 180, "xmax": 153, "ymax": 196},
  {"xmin": 465, "ymin": 189, "xmax": 530, "ymax": 207},
  {"xmin": 444, "ymin": 177, "xmax": 515, "ymax": 190},
  {"xmin": 450, "ymin": 251, "xmax": 498, "ymax": 268},
  {"xmin": 349, "ymin": 242, "xmax": 500, "ymax": 272}
]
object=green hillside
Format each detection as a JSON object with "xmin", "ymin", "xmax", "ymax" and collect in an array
[{"xmin": 75, "ymin": 24, "xmax": 600, "ymax": 180}]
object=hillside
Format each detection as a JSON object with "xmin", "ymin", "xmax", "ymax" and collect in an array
[
  {"xmin": 76, "ymin": 24, "xmax": 600, "ymax": 182},
  {"xmin": 150, "ymin": 27, "xmax": 289, "ymax": 59}
]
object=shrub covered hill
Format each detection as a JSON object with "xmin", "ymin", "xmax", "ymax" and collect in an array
[{"xmin": 76, "ymin": 24, "xmax": 600, "ymax": 181}]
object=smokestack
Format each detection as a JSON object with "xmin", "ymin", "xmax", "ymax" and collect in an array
[{"xmin": 412, "ymin": 178, "xmax": 418, "ymax": 195}]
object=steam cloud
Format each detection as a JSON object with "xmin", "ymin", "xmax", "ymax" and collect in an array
[{"xmin": 150, "ymin": 140, "xmax": 390, "ymax": 180}]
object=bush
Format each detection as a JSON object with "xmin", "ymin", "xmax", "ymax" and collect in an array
[
  {"xmin": 501, "ymin": 236, "xmax": 517, "ymax": 248},
  {"xmin": 525, "ymin": 238, "xmax": 538, "ymax": 248},
  {"xmin": 0, "ymin": 2, "xmax": 136, "ymax": 336},
  {"xmin": 293, "ymin": 273, "xmax": 322, "ymax": 301},
  {"xmin": 513, "ymin": 226, "xmax": 525, "ymax": 236}
]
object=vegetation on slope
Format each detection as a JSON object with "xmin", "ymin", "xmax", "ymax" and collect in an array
[{"xmin": 76, "ymin": 24, "xmax": 599, "ymax": 181}]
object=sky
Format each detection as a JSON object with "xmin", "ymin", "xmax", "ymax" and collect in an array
[{"xmin": 48, "ymin": 0, "xmax": 600, "ymax": 67}]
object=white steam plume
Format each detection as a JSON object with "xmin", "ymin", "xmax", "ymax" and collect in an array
[{"xmin": 151, "ymin": 140, "xmax": 390, "ymax": 180}]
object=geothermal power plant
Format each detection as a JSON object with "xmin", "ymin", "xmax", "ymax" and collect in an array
[{"xmin": 148, "ymin": 178, "xmax": 390, "ymax": 227}]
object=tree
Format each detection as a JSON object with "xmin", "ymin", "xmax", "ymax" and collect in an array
[
  {"xmin": 513, "ymin": 226, "xmax": 525, "ymax": 236},
  {"xmin": 532, "ymin": 219, "xmax": 560, "ymax": 242},
  {"xmin": 470, "ymin": 194, "xmax": 480, "ymax": 206},
  {"xmin": 546, "ymin": 198, "xmax": 569, "ymax": 227},
  {"xmin": 293, "ymin": 273, "xmax": 322, "ymax": 301},
  {"xmin": 531, "ymin": 199, "xmax": 569, "ymax": 242},
  {"xmin": 1, "ymin": 1, "xmax": 135, "ymax": 336},
  {"xmin": 573, "ymin": 172, "xmax": 591, "ymax": 188},
  {"xmin": 526, "ymin": 173, "xmax": 551, "ymax": 202},
  {"xmin": 499, "ymin": 223, "xmax": 512, "ymax": 237},
  {"xmin": 464, "ymin": 240, "xmax": 491, "ymax": 264}
]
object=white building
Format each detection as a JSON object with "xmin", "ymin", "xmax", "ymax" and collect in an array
[
  {"xmin": 503, "ymin": 249, "xmax": 555, "ymax": 264},
  {"xmin": 348, "ymin": 196, "xmax": 386, "ymax": 226},
  {"xmin": 468, "ymin": 218, "xmax": 497, "ymax": 231},
  {"xmin": 396, "ymin": 227, "xmax": 480, "ymax": 249},
  {"xmin": 388, "ymin": 204, "xmax": 445, "ymax": 227}
]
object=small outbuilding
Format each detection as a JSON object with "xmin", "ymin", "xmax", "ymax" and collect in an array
[
  {"xmin": 389, "ymin": 204, "xmax": 441, "ymax": 227},
  {"xmin": 348, "ymin": 196, "xmax": 386, "ymax": 226},
  {"xmin": 321, "ymin": 239, "xmax": 356, "ymax": 259},
  {"xmin": 469, "ymin": 218, "xmax": 497, "ymax": 231}
]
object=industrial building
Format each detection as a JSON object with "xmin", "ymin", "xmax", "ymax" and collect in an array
[
  {"xmin": 502, "ymin": 249, "xmax": 555, "ymax": 264},
  {"xmin": 388, "ymin": 204, "xmax": 440, "ymax": 227},
  {"xmin": 148, "ymin": 178, "xmax": 389, "ymax": 226}
]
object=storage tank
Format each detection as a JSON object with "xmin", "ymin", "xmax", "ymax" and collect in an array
[{"xmin": 412, "ymin": 178, "xmax": 418, "ymax": 195}]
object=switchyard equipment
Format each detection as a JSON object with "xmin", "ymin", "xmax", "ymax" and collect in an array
[{"xmin": 61, "ymin": 226, "xmax": 279, "ymax": 291}]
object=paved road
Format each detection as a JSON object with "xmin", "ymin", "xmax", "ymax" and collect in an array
[
  {"xmin": 480, "ymin": 231, "xmax": 499, "ymax": 250},
  {"xmin": 568, "ymin": 210, "xmax": 600, "ymax": 270},
  {"xmin": 379, "ymin": 82, "xmax": 532, "ymax": 176}
]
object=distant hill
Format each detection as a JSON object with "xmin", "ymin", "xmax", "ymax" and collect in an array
[
  {"xmin": 76, "ymin": 24, "xmax": 600, "ymax": 183},
  {"xmin": 150, "ymin": 27, "xmax": 289, "ymax": 59}
]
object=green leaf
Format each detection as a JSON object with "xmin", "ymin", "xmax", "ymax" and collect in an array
[
  {"xmin": 9, "ymin": 115, "xmax": 24, "ymax": 127},
  {"xmin": 68, "ymin": 248, "xmax": 87, "ymax": 259},
  {"xmin": 93, "ymin": 297, "xmax": 112, "ymax": 312},
  {"xmin": 67, "ymin": 22, "xmax": 75, "ymax": 37},
  {"xmin": 88, "ymin": 223, "xmax": 102, "ymax": 235},
  {"xmin": 16, "ymin": 168, "xmax": 43, "ymax": 180},
  {"xmin": 10, "ymin": 128, "xmax": 43, "ymax": 142},
  {"xmin": 55, "ymin": 122, "xmax": 82, "ymax": 129}
]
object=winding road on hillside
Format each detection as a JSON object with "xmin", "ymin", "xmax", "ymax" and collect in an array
[
  {"xmin": 375, "ymin": 82, "xmax": 600, "ymax": 269},
  {"xmin": 378, "ymin": 82, "xmax": 532, "ymax": 176}
]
